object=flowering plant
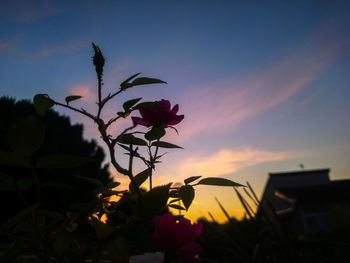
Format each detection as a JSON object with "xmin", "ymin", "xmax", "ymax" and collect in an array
[{"xmin": 0, "ymin": 43, "xmax": 244, "ymax": 262}]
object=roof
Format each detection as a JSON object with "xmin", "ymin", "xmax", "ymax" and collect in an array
[
  {"xmin": 276, "ymin": 179, "xmax": 350, "ymax": 202},
  {"xmin": 268, "ymin": 169, "xmax": 330, "ymax": 189},
  {"xmin": 269, "ymin": 168, "xmax": 330, "ymax": 177}
]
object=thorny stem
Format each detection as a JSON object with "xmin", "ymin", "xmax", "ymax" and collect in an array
[
  {"xmin": 98, "ymin": 122, "xmax": 142, "ymax": 198},
  {"xmin": 97, "ymin": 74, "xmax": 103, "ymax": 119},
  {"xmin": 53, "ymin": 101, "xmax": 96, "ymax": 121},
  {"xmin": 128, "ymin": 144, "xmax": 134, "ymax": 185},
  {"xmin": 148, "ymin": 139, "xmax": 160, "ymax": 190}
]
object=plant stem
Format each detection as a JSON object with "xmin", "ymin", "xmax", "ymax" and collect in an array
[
  {"xmin": 149, "ymin": 139, "xmax": 160, "ymax": 191},
  {"xmin": 53, "ymin": 101, "xmax": 96, "ymax": 121},
  {"xmin": 31, "ymin": 168, "xmax": 40, "ymax": 203}
]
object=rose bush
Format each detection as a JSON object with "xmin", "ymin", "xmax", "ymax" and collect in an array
[{"xmin": 17, "ymin": 42, "xmax": 246, "ymax": 263}]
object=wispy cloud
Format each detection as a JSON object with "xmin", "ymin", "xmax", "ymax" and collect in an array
[
  {"xmin": 39, "ymin": 39, "xmax": 89, "ymax": 57},
  {"xmin": 175, "ymin": 28, "xmax": 345, "ymax": 143},
  {"xmin": 0, "ymin": 0, "xmax": 61, "ymax": 23},
  {"xmin": 177, "ymin": 147, "xmax": 301, "ymax": 179}
]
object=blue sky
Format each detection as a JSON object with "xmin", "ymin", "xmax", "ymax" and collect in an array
[{"xmin": 1, "ymin": 0, "xmax": 350, "ymax": 222}]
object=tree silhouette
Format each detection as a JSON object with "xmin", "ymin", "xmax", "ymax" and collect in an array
[{"xmin": 0, "ymin": 96, "xmax": 112, "ymax": 223}]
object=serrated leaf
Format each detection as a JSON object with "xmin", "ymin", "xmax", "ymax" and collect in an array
[
  {"xmin": 184, "ymin": 176, "xmax": 202, "ymax": 185},
  {"xmin": 107, "ymin": 181, "xmax": 121, "ymax": 189},
  {"xmin": 33, "ymin": 94, "xmax": 54, "ymax": 116},
  {"xmin": 129, "ymin": 168, "xmax": 151, "ymax": 192},
  {"xmin": 168, "ymin": 204, "xmax": 186, "ymax": 210},
  {"xmin": 123, "ymin": 98, "xmax": 142, "ymax": 111},
  {"xmin": 37, "ymin": 154, "xmax": 92, "ymax": 169},
  {"xmin": 117, "ymin": 134, "xmax": 148, "ymax": 146},
  {"xmin": 131, "ymin": 77, "xmax": 167, "ymax": 86},
  {"xmin": 120, "ymin": 73, "xmax": 141, "ymax": 89},
  {"xmin": 145, "ymin": 126, "xmax": 165, "ymax": 141},
  {"xmin": 179, "ymin": 185, "xmax": 195, "ymax": 210},
  {"xmin": 198, "ymin": 177, "xmax": 245, "ymax": 187},
  {"xmin": 133, "ymin": 102, "xmax": 162, "ymax": 110},
  {"xmin": 65, "ymin": 95, "xmax": 82, "ymax": 105},
  {"xmin": 6, "ymin": 116, "xmax": 45, "ymax": 156},
  {"xmin": 151, "ymin": 141, "xmax": 183, "ymax": 149}
]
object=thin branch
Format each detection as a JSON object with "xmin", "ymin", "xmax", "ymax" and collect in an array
[
  {"xmin": 105, "ymin": 115, "xmax": 122, "ymax": 129},
  {"xmin": 54, "ymin": 101, "xmax": 96, "ymax": 121}
]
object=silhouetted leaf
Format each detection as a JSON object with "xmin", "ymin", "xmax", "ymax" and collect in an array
[
  {"xmin": 72, "ymin": 174, "xmax": 103, "ymax": 187},
  {"xmin": 179, "ymin": 185, "xmax": 195, "ymax": 210},
  {"xmin": 65, "ymin": 95, "xmax": 82, "ymax": 105},
  {"xmin": 145, "ymin": 127, "xmax": 165, "ymax": 141},
  {"xmin": 169, "ymin": 190, "xmax": 180, "ymax": 198},
  {"xmin": 184, "ymin": 176, "xmax": 202, "ymax": 185},
  {"xmin": 169, "ymin": 198, "xmax": 181, "ymax": 204},
  {"xmin": 120, "ymin": 72, "xmax": 141, "ymax": 89},
  {"xmin": 123, "ymin": 98, "xmax": 142, "ymax": 111},
  {"xmin": 129, "ymin": 168, "xmax": 151, "ymax": 192},
  {"xmin": 131, "ymin": 77, "xmax": 167, "ymax": 86},
  {"xmin": 37, "ymin": 154, "xmax": 92, "ymax": 169},
  {"xmin": 0, "ymin": 150, "xmax": 32, "ymax": 168},
  {"xmin": 117, "ymin": 134, "xmax": 147, "ymax": 146},
  {"xmin": 137, "ymin": 184, "xmax": 171, "ymax": 219},
  {"xmin": 151, "ymin": 141, "xmax": 183, "ymax": 149},
  {"xmin": 133, "ymin": 102, "xmax": 162, "ymax": 110},
  {"xmin": 168, "ymin": 204, "xmax": 186, "ymax": 210},
  {"xmin": 198, "ymin": 177, "xmax": 245, "ymax": 187},
  {"xmin": 107, "ymin": 181, "xmax": 121, "ymax": 189},
  {"xmin": 7, "ymin": 116, "xmax": 45, "ymax": 156},
  {"xmin": 93, "ymin": 218, "xmax": 116, "ymax": 239},
  {"xmin": 33, "ymin": 94, "xmax": 54, "ymax": 115},
  {"xmin": 117, "ymin": 143, "xmax": 131, "ymax": 152}
]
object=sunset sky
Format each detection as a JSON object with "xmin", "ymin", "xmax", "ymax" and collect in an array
[{"xmin": 1, "ymin": 0, "xmax": 350, "ymax": 222}]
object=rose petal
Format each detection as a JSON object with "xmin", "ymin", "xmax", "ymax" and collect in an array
[
  {"xmin": 157, "ymin": 99, "xmax": 171, "ymax": 112},
  {"xmin": 167, "ymin": 114, "xmax": 184, "ymax": 126},
  {"xmin": 131, "ymin": 117, "xmax": 152, "ymax": 127},
  {"xmin": 170, "ymin": 104, "xmax": 179, "ymax": 114}
]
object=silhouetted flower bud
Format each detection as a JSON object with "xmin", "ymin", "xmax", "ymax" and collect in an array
[{"xmin": 92, "ymin": 42, "xmax": 105, "ymax": 76}]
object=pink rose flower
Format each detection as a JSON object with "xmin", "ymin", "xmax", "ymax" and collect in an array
[
  {"xmin": 153, "ymin": 213, "xmax": 202, "ymax": 263},
  {"xmin": 131, "ymin": 99, "xmax": 184, "ymax": 127}
]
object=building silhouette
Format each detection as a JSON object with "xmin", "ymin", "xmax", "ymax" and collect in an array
[{"xmin": 259, "ymin": 168, "xmax": 350, "ymax": 233}]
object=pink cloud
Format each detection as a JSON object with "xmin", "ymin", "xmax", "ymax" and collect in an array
[
  {"xmin": 68, "ymin": 84, "xmax": 95, "ymax": 102},
  {"xmin": 177, "ymin": 147, "xmax": 299, "ymax": 179},
  {"xmin": 0, "ymin": 0, "xmax": 61, "ymax": 23},
  {"xmin": 173, "ymin": 28, "xmax": 345, "ymax": 143},
  {"xmin": 39, "ymin": 39, "xmax": 89, "ymax": 57}
]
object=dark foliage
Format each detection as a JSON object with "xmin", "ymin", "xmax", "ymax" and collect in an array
[{"xmin": 0, "ymin": 96, "xmax": 111, "ymax": 224}]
